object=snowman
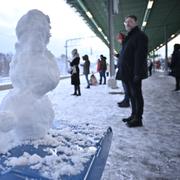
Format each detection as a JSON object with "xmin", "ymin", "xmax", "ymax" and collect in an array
[{"xmin": 0, "ymin": 9, "xmax": 60, "ymax": 152}]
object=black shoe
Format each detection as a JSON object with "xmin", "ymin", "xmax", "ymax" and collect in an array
[
  {"xmin": 71, "ymin": 93, "xmax": 77, "ymax": 96},
  {"xmin": 86, "ymin": 86, "xmax": 90, "ymax": 89},
  {"xmin": 122, "ymin": 116, "xmax": 133, "ymax": 123},
  {"xmin": 173, "ymin": 88, "xmax": 180, "ymax": 91},
  {"xmin": 117, "ymin": 101, "xmax": 125, "ymax": 105},
  {"xmin": 126, "ymin": 118, "xmax": 143, "ymax": 128},
  {"xmin": 118, "ymin": 101, "xmax": 130, "ymax": 108},
  {"xmin": 117, "ymin": 101, "xmax": 122, "ymax": 105},
  {"xmin": 76, "ymin": 94, "xmax": 81, "ymax": 96}
]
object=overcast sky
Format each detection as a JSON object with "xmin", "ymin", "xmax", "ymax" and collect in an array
[{"xmin": 0, "ymin": 0, "xmax": 108, "ymax": 58}]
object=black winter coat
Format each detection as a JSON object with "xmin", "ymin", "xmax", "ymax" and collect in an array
[
  {"xmin": 70, "ymin": 57, "xmax": 80, "ymax": 85},
  {"xmin": 170, "ymin": 50, "xmax": 180, "ymax": 78},
  {"xmin": 116, "ymin": 26, "xmax": 148, "ymax": 82},
  {"xmin": 99, "ymin": 60, "xmax": 107, "ymax": 72}
]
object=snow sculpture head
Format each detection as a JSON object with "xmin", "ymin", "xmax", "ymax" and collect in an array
[
  {"xmin": 10, "ymin": 9, "xmax": 59, "ymax": 96},
  {"xmin": 0, "ymin": 9, "xmax": 60, "ymax": 153},
  {"xmin": 16, "ymin": 9, "xmax": 51, "ymax": 51}
]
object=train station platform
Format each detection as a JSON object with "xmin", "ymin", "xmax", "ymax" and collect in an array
[{"xmin": 0, "ymin": 72, "xmax": 180, "ymax": 179}]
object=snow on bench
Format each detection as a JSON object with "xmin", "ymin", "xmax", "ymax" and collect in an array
[{"xmin": 0, "ymin": 121, "xmax": 112, "ymax": 180}]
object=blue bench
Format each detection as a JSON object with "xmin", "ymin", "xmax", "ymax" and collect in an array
[{"xmin": 0, "ymin": 127, "xmax": 112, "ymax": 180}]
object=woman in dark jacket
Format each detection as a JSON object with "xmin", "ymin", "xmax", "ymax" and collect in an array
[
  {"xmin": 70, "ymin": 49, "xmax": 81, "ymax": 96},
  {"xmin": 99, "ymin": 55, "xmax": 107, "ymax": 85},
  {"xmin": 170, "ymin": 44, "xmax": 180, "ymax": 91},
  {"xmin": 82, "ymin": 54, "xmax": 90, "ymax": 88}
]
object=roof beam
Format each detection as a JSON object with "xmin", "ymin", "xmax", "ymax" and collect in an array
[
  {"xmin": 76, "ymin": 0, "xmax": 109, "ymax": 44},
  {"xmin": 141, "ymin": 0, "xmax": 154, "ymax": 31}
]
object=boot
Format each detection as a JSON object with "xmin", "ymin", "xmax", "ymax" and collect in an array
[
  {"xmin": 118, "ymin": 100, "xmax": 130, "ymax": 108},
  {"xmin": 122, "ymin": 115, "xmax": 133, "ymax": 123},
  {"xmin": 71, "ymin": 86, "xmax": 77, "ymax": 95},
  {"xmin": 126, "ymin": 117, "xmax": 143, "ymax": 127},
  {"xmin": 77, "ymin": 85, "xmax": 81, "ymax": 96}
]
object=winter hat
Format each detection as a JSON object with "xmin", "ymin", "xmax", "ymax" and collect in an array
[
  {"xmin": 174, "ymin": 44, "xmax": 180, "ymax": 51},
  {"xmin": 82, "ymin": 54, "xmax": 88, "ymax": 60},
  {"xmin": 100, "ymin": 54, "xmax": 106, "ymax": 59},
  {"xmin": 100, "ymin": 55, "xmax": 106, "ymax": 60}
]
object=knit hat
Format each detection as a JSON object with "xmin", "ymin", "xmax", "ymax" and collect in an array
[
  {"xmin": 82, "ymin": 54, "xmax": 88, "ymax": 60},
  {"xmin": 100, "ymin": 55, "xmax": 106, "ymax": 60}
]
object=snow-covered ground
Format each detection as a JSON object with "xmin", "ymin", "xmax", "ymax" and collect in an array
[
  {"xmin": 0, "ymin": 72, "xmax": 180, "ymax": 179},
  {"xmin": 101, "ymin": 73, "xmax": 180, "ymax": 180}
]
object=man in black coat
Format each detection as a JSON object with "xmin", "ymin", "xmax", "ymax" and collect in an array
[
  {"xmin": 119, "ymin": 15, "xmax": 148, "ymax": 127},
  {"xmin": 170, "ymin": 44, "xmax": 180, "ymax": 91}
]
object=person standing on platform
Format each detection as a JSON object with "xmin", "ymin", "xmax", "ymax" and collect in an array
[
  {"xmin": 97, "ymin": 59, "xmax": 101, "ymax": 82},
  {"xmin": 82, "ymin": 54, "xmax": 90, "ymax": 89},
  {"xmin": 148, "ymin": 59, "xmax": 153, "ymax": 76},
  {"xmin": 70, "ymin": 49, "xmax": 81, "ymax": 96},
  {"xmin": 99, "ymin": 55, "xmax": 107, "ymax": 85},
  {"xmin": 115, "ymin": 32, "xmax": 130, "ymax": 108},
  {"xmin": 170, "ymin": 44, "xmax": 180, "ymax": 91},
  {"xmin": 119, "ymin": 15, "xmax": 148, "ymax": 127}
]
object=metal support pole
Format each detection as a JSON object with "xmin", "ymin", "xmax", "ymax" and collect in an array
[
  {"xmin": 107, "ymin": 0, "xmax": 118, "ymax": 89},
  {"xmin": 164, "ymin": 25, "xmax": 168, "ymax": 72},
  {"xmin": 108, "ymin": 0, "xmax": 115, "ymax": 77}
]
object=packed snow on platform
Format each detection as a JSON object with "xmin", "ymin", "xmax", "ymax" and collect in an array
[{"xmin": 1, "ymin": 73, "xmax": 180, "ymax": 179}]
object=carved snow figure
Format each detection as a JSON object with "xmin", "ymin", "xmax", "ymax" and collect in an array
[{"xmin": 0, "ymin": 9, "xmax": 60, "ymax": 153}]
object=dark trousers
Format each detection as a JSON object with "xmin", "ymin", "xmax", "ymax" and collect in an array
[
  {"xmin": 99, "ymin": 71, "xmax": 106, "ymax": 84},
  {"xmin": 85, "ymin": 74, "xmax": 90, "ymax": 87},
  {"xmin": 122, "ymin": 81, "xmax": 129, "ymax": 102},
  {"xmin": 126, "ymin": 80, "xmax": 144, "ymax": 119},
  {"xmin": 175, "ymin": 77, "xmax": 180, "ymax": 90},
  {"xmin": 74, "ymin": 85, "xmax": 81, "ymax": 95},
  {"xmin": 149, "ymin": 67, "xmax": 152, "ymax": 76}
]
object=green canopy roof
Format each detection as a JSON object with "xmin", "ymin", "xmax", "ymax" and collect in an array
[{"xmin": 66, "ymin": 0, "xmax": 180, "ymax": 53}]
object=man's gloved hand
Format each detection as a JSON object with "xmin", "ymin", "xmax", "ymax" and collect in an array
[{"xmin": 133, "ymin": 76, "xmax": 141, "ymax": 83}]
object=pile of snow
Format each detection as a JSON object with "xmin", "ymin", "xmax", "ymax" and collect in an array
[
  {"xmin": 2, "ymin": 122, "xmax": 104, "ymax": 179},
  {"xmin": 0, "ymin": 9, "xmax": 60, "ymax": 153}
]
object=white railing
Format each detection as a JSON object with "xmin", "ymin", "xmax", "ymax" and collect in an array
[{"xmin": 0, "ymin": 75, "xmax": 73, "ymax": 91}]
